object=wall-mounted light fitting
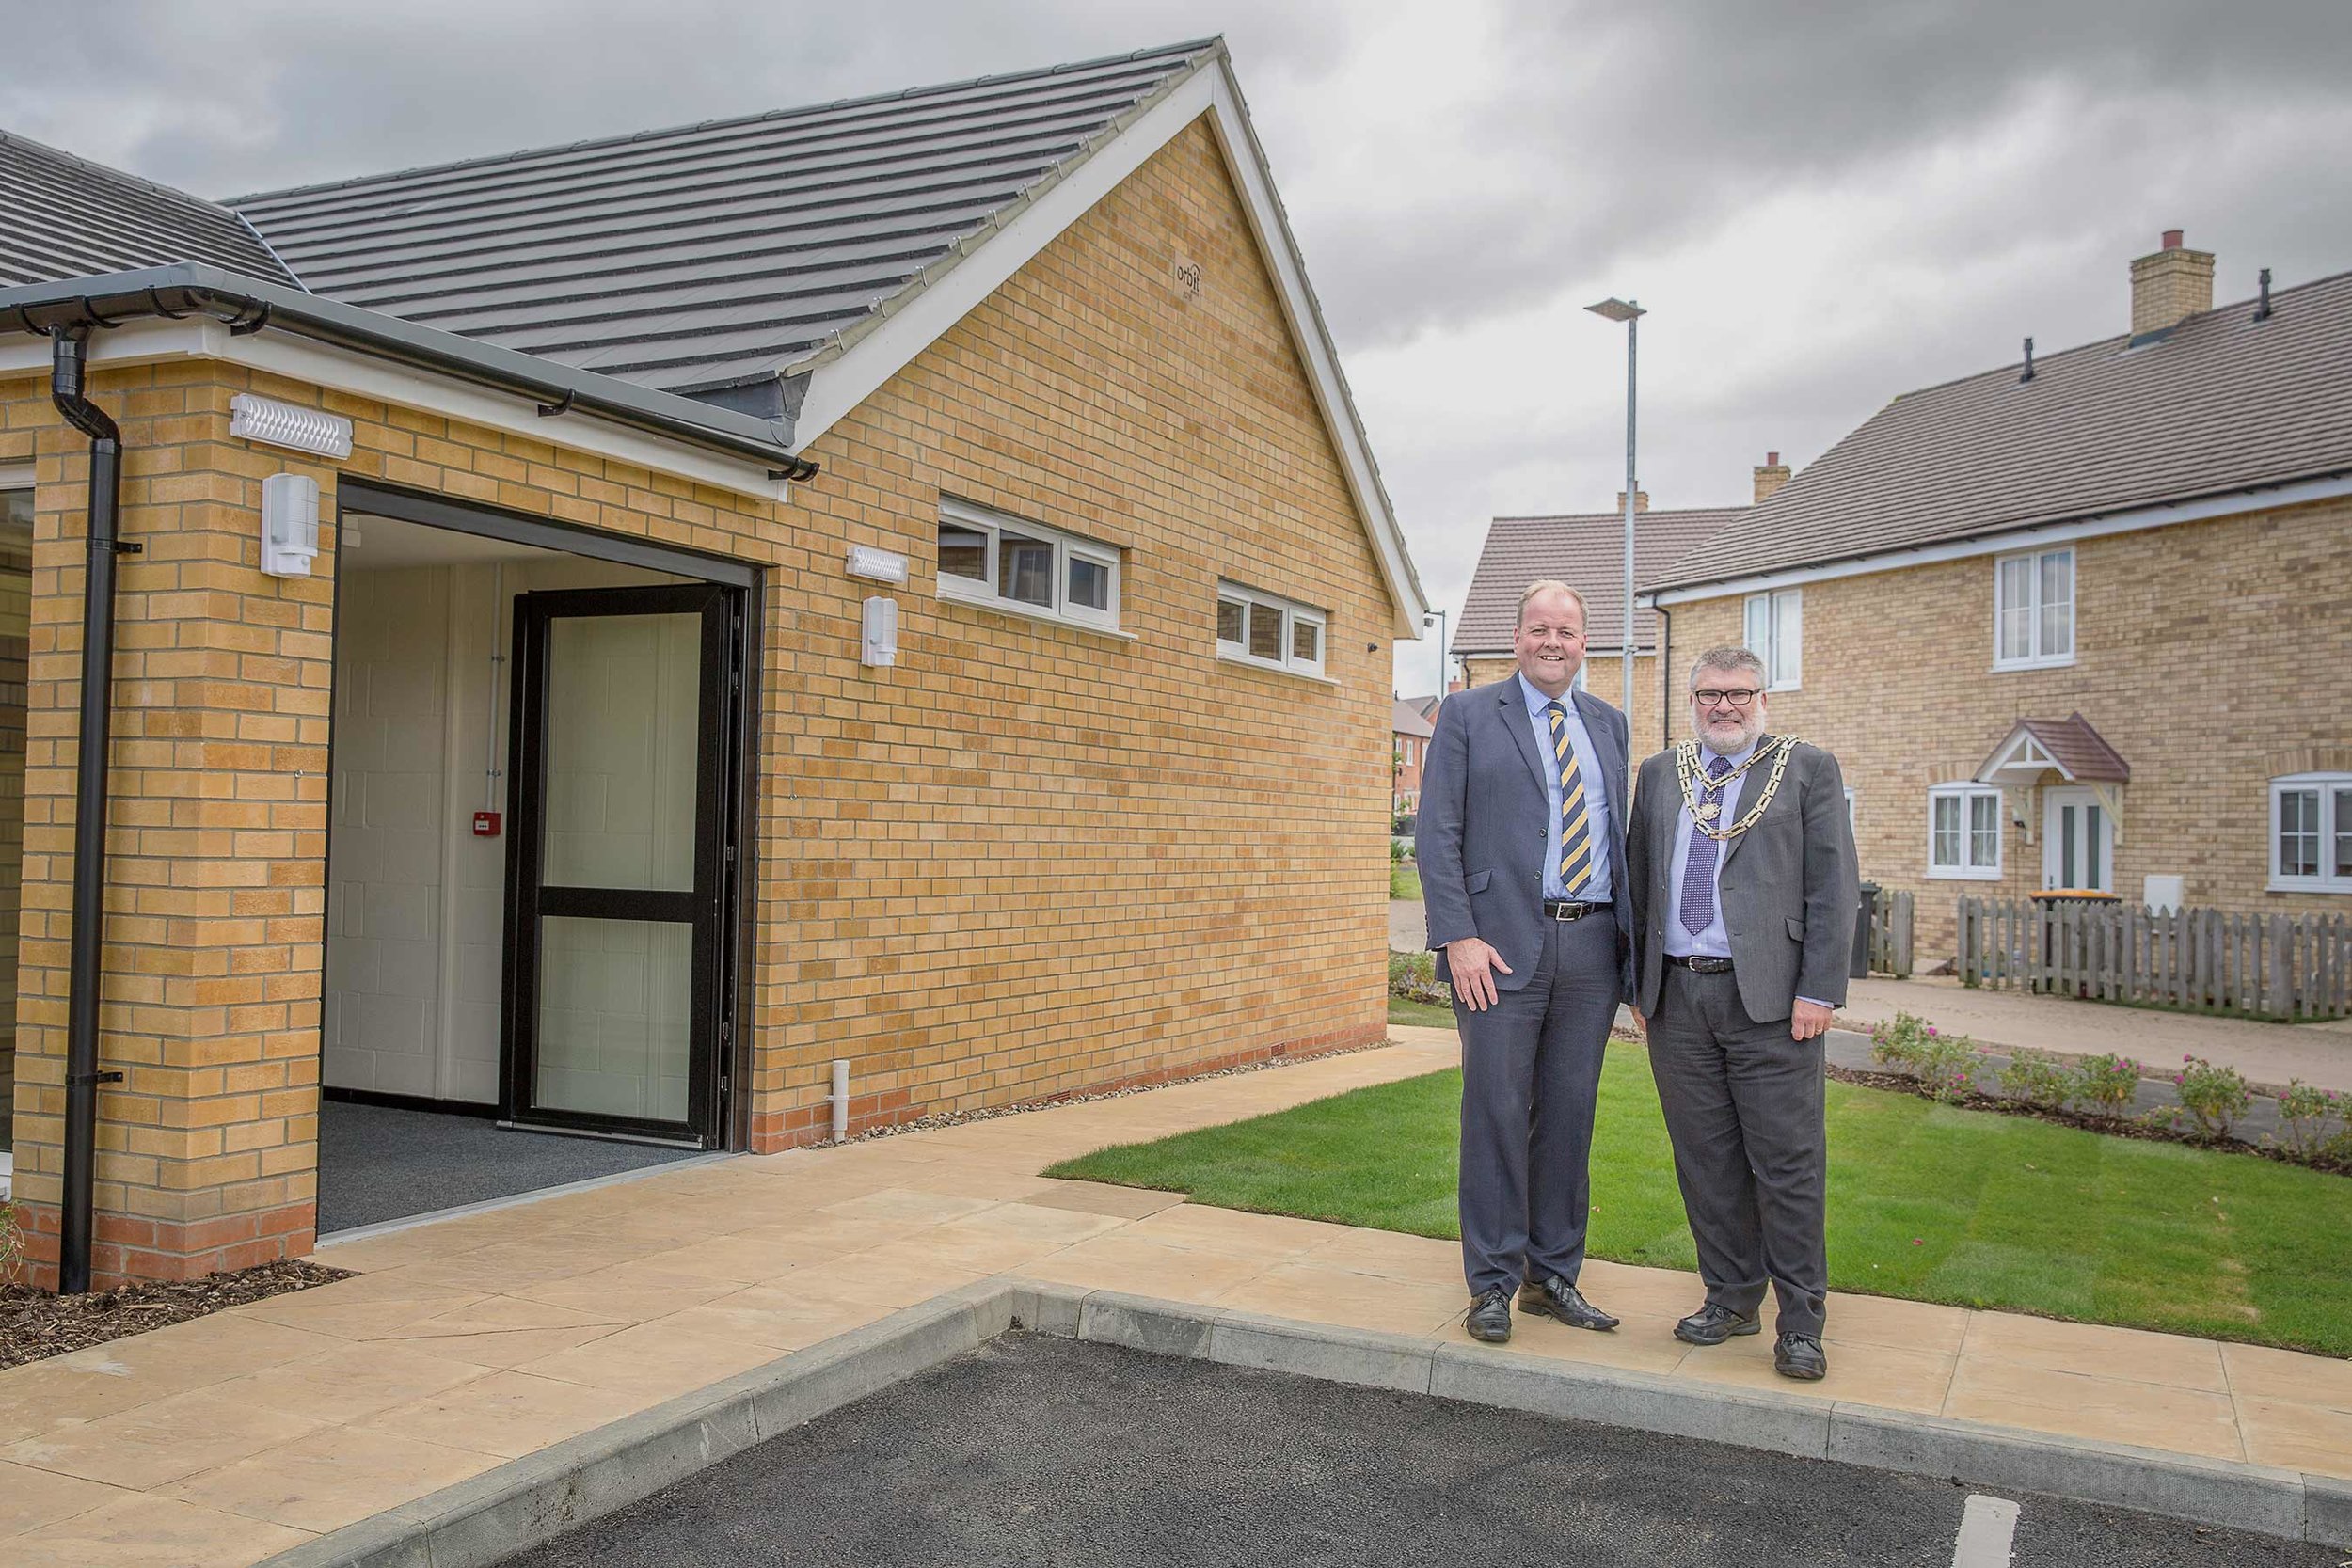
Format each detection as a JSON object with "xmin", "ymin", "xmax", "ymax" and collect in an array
[
  {"xmin": 230, "ymin": 393, "xmax": 353, "ymax": 459},
  {"xmin": 861, "ymin": 595, "xmax": 899, "ymax": 668},
  {"xmin": 261, "ymin": 473, "xmax": 320, "ymax": 578},
  {"xmin": 847, "ymin": 545, "xmax": 909, "ymax": 584}
]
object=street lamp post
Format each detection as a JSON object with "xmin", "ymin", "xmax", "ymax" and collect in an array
[
  {"xmin": 1423, "ymin": 608, "xmax": 1448, "ymax": 698},
  {"xmin": 1584, "ymin": 297, "xmax": 1645, "ymax": 720}
]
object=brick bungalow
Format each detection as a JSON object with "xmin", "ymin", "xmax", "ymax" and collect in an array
[
  {"xmin": 1639, "ymin": 234, "xmax": 2351, "ymax": 960},
  {"xmin": 0, "ymin": 40, "xmax": 1426, "ymax": 1287}
]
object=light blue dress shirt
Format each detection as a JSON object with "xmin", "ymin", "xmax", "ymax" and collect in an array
[
  {"xmin": 1518, "ymin": 673, "xmax": 1611, "ymax": 902},
  {"xmin": 1664, "ymin": 737, "xmax": 1756, "ymax": 958},
  {"xmin": 1665, "ymin": 734, "xmax": 1835, "ymax": 1009}
]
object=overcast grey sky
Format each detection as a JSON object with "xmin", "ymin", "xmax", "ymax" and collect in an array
[{"xmin": 7, "ymin": 0, "xmax": 2348, "ymax": 695}]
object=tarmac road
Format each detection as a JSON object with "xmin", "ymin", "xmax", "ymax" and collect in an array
[{"xmin": 495, "ymin": 1336, "xmax": 2343, "ymax": 1568}]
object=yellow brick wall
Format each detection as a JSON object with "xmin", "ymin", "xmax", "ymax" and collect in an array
[
  {"xmin": 2, "ymin": 117, "xmax": 1396, "ymax": 1277},
  {"xmin": 1661, "ymin": 496, "xmax": 2352, "ymax": 961}
]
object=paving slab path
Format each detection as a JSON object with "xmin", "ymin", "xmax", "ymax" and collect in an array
[
  {"xmin": 0, "ymin": 1029, "xmax": 2346, "ymax": 1566},
  {"xmin": 1842, "ymin": 976, "xmax": 2352, "ymax": 1094}
]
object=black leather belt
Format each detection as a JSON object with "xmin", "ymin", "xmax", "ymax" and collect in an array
[
  {"xmin": 1666, "ymin": 954, "xmax": 1735, "ymax": 974},
  {"xmin": 1542, "ymin": 900, "xmax": 1608, "ymax": 921}
]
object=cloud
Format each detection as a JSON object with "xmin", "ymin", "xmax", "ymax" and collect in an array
[{"xmin": 3, "ymin": 0, "xmax": 2345, "ymax": 696}]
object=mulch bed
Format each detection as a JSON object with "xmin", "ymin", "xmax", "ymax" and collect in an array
[
  {"xmin": 0, "ymin": 1258, "xmax": 353, "ymax": 1370},
  {"xmin": 1822, "ymin": 1062, "xmax": 2352, "ymax": 1177}
]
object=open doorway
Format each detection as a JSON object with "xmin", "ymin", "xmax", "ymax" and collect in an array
[{"xmin": 318, "ymin": 484, "xmax": 754, "ymax": 1236}]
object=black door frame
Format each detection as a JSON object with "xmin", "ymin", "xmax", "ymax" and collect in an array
[
  {"xmin": 501, "ymin": 584, "xmax": 733, "ymax": 1146},
  {"xmin": 327, "ymin": 480, "xmax": 759, "ymax": 1151}
]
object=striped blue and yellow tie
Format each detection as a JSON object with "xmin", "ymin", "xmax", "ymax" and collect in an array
[{"xmin": 1546, "ymin": 701, "xmax": 1595, "ymax": 897}]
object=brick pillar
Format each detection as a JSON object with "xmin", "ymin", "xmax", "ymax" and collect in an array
[{"xmin": 10, "ymin": 362, "xmax": 330, "ymax": 1288}]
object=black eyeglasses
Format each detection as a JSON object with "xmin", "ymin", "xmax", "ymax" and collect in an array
[{"xmin": 1692, "ymin": 688, "xmax": 1762, "ymax": 707}]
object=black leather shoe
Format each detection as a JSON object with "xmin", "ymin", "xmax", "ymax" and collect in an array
[
  {"xmin": 1518, "ymin": 1275, "xmax": 1620, "ymax": 1332},
  {"xmin": 1774, "ymin": 1332, "xmax": 1828, "ymax": 1380},
  {"xmin": 1674, "ymin": 1302, "xmax": 1762, "ymax": 1346},
  {"xmin": 1465, "ymin": 1287, "xmax": 1513, "ymax": 1344}
]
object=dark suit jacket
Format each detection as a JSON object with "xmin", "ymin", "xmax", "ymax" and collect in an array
[
  {"xmin": 1416, "ymin": 676, "xmax": 1635, "ymax": 1003},
  {"xmin": 1626, "ymin": 740, "xmax": 1858, "ymax": 1023}
]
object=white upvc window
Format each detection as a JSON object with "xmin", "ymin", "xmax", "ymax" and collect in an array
[
  {"xmin": 1743, "ymin": 588, "xmax": 1802, "ymax": 689},
  {"xmin": 1216, "ymin": 580, "xmax": 1327, "ymax": 678},
  {"xmin": 2270, "ymin": 774, "xmax": 2352, "ymax": 894},
  {"xmin": 1927, "ymin": 784, "xmax": 2003, "ymax": 879},
  {"xmin": 936, "ymin": 497, "xmax": 1120, "ymax": 632},
  {"xmin": 1994, "ymin": 546, "xmax": 2074, "ymax": 669}
]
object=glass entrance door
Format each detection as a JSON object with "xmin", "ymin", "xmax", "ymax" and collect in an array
[{"xmin": 502, "ymin": 584, "xmax": 737, "ymax": 1145}]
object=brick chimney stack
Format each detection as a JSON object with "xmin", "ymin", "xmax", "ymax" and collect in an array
[
  {"xmin": 1614, "ymin": 490, "xmax": 1650, "ymax": 514},
  {"xmin": 1752, "ymin": 451, "xmax": 1792, "ymax": 505},
  {"xmin": 2130, "ymin": 229, "xmax": 2215, "ymax": 340}
]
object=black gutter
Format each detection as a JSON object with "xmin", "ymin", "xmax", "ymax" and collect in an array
[
  {"xmin": 48, "ymin": 327, "xmax": 133, "ymax": 1295},
  {"xmin": 0, "ymin": 263, "xmax": 818, "ymax": 482}
]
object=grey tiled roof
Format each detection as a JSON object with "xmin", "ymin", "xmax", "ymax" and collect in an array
[
  {"xmin": 1391, "ymin": 698, "xmax": 1436, "ymax": 739},
  {"xmin": 1453, "ymin": 506, "xmax": 1744, "ymax": 655},
  {"xmin": 231, "ymin": 41, "xmax": 1218, "ymax": 402},
  {"xmin": 1652, "ymin": 268, "xmax": 2352, "ymax": 593},
  {"xmin": 0, "ymin": 130, "xmax": 296, "ymax": 289}
]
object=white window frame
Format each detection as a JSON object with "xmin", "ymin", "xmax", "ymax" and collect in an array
[
  {"xmin": 1743, "ymin": 588, "xmax": 1802, "ymax": 690},
  {"xmin": 1926, "ymin": 784, "xmax": 2003, "ymax": 880},
  {"xmin": 2269, "ymin": 773, "xmax": 2352, "ymax": 895},
  {"xmin": 936, "ymin": 497, "xmax": 1121, "ymax": 633},
  {"xmin": 1216, "ymin": 580, "xmax": 1327, "ymax": 679},
  {"xmin": 1992, "ymin": 546, "xmax": 2074, "ymax": 671}
]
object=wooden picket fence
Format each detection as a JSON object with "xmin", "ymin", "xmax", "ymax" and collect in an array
[
  {"xmin": 1867, "ymin": 888, "xmax": 1914, "ymax": 978},
  {"xmin": 1956, "ymin": 895, "xmax": 2352, "ymax": 1020}
]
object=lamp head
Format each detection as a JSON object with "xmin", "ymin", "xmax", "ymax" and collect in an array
[{"xmin": 1584, "ymin": 297, "xmax": 1645, "ymax": 323}]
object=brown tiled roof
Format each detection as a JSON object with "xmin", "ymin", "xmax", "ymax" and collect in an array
[
  {"xmin": 1453, "ymin": 506, "xmax": 1743, "ymax": 655},
  {"xmin": 1652, "ymin": 268, "xmax": 2352, "ymax": 593},
  {"xmin": 1979, "ymin": 713, "xmax": 2130, "ymax": 784},
  {"xmin": 1391, "ymin": 698, "xmax": 1436, "ymax": 739}
]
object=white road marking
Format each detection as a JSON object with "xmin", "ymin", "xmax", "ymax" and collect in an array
[{"xmin": 1951, "ymin": 1494, "xmax": 2022, "ymax": 1567}]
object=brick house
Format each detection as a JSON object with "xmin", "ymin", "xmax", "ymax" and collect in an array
[
  {"xmin": 1640, "ymin": 233, "xmax": 2352, "ymax": 960},
  {"xmin": 1391, "ymin": 696, "xmax": 1435, "ymax": 814},
  {"xmin": 0, "ymin": 40, "xmax": 1426, "ymax": 1287},
  {"xmin": 1451, "ymin": 480, "xmax": 1769, "ymax": 746}
]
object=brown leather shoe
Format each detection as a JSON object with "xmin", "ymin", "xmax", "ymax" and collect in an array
[{"xmin": 1518, "ymin": 1275, "xmax": 1620, "ymax": 1332}]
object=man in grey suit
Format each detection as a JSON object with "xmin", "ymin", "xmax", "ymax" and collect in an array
[
  {"xmin": 1418, "ymin": 580, "xmax": 1633, "ymax": 1345},
  {"xmin": 1628, "ymin": 646, "xmax": 1856, "ymax": 1380}
]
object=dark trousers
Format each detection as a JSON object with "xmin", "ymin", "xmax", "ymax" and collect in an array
[
  {"xmin": 1647, "ymin": 964, "xmax": 1829, "ymax": 1338},
  {"xmin": 1452, "ymin": 909, "xmax": 1620, "ymax": 1296}
]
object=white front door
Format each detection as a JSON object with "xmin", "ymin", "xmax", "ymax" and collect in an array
[{"xmin": 2042, "ymin": 786, "xmax": 2113, "ymax": 893}]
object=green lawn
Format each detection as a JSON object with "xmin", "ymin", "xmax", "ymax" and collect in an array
[
  {"xmin": 1389, "ymin": 866, "xmax": 1422, "ymax": 901},
  {"xmin": 1048, "ymin": 1047, "xmax": 2352, "ymax": 1358},
  {"xmin": 1388, "ymin": 995, "xmax": 1455, "ymax": 1027}
]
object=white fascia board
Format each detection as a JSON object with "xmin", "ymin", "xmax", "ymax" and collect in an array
[
  {"xmin": 790, "ymin": 55, "xmax": 1430, "ymax": 638},
  {"xmin": 1642, "ymin": 471, "xmax": 2352, "ymax": 607},
  {"xmin": 0, "ymin": 318, "xmax": 789, "ymax": 504}
]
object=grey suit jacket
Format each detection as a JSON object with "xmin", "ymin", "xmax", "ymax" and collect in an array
[
  {"xmin": 1416, "ymin": 677, "xmax": 1635, "ymax": 1003},
  {"xmin": 1626, "ymin": 740, "xmax": 1858, "ymax": 1023}
]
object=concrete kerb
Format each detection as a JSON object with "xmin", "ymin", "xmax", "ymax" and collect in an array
[{"xmin": 254, "ymin": 1279, "xmax": 2348, "ymax": 1564}]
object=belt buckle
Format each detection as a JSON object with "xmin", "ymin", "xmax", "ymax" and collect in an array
[{"xmin": 1553, "ymin": 901, "xmax": 1583, "ymax": 922}]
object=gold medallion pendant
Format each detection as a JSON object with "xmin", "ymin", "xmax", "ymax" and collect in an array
[{"xmin": 1693, "ymin": 801, "xmax": 1721, "ymax": 822}]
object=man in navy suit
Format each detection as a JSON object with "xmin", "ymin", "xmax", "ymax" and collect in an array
[{"xmin": 1417, "ymin": 580, "xmax": 1634, "ymax": 1344}]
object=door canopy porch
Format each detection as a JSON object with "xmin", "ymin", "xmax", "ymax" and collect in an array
[{"xmin": 1976, "ymin": 712, "xmax": 2130, "ymax": 843}]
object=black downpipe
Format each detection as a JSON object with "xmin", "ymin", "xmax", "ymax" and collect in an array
[
  {"xmin": 1656, "ymin": 602, "xmax": 1675, "ymax": 750},
  {"xmin": 50, "ymin": 327, "xmax": 133, "ymax": 1295}
]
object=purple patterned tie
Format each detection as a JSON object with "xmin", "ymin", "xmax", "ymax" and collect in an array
[{"xmin": 1678, "ymin": 753, "xmax": 1736, "ymax": 938}]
